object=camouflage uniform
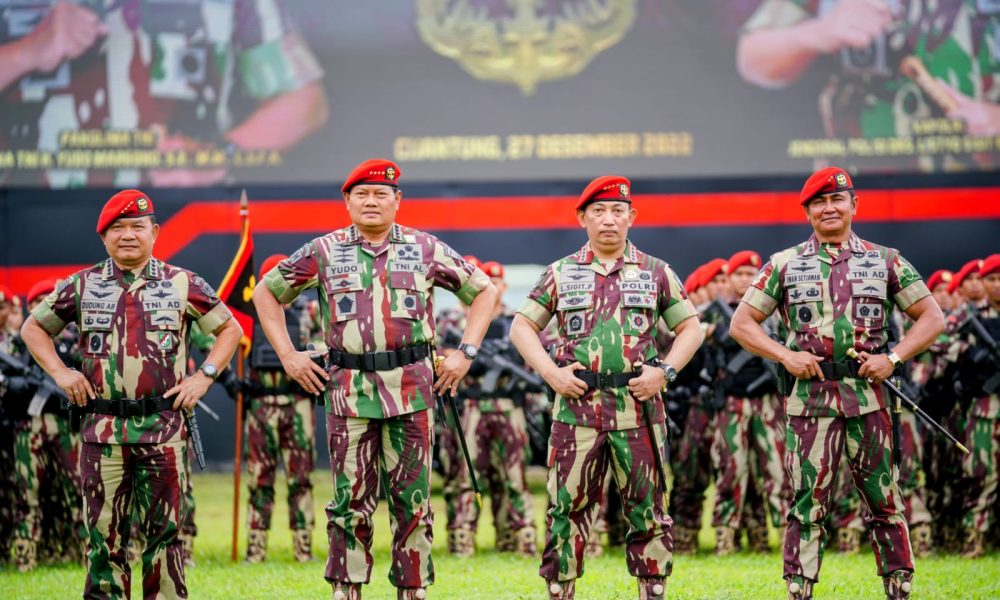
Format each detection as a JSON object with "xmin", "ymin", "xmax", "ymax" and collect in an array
[
  {"xmin": 30, "ymin": 258, "xmax": 233, "ymax": 599},
  {"xmin": 244, "ymin": 300, "xmax": 322, "ymax": 563},
  {"xmin": 743, "ymin": 233, "xmax": 929, "ymax": 593},
  {"xmin": 667, "ymin": 384, "xmax": 714, "ymax": 554},
  {"xmin": 7, "ymin": 326, "xmax": 87, "ymax": 571},
  {"xmin": 742, "ymin": 0, "xmax": 1000, "ymax": 172},
  {"xmin": 0, "ymin": 329, "xmax": 22, "ymax": 565},
  {"xmin": 518, "ymin": 241, "xmax": 697, "ymax": 593},
  {"xmin": 263, "ymin": 223, "xmax": 489, "ymax": 595},
  {"xmin": 0, "ymin": 0, "xmax": 323, "ymax": 188},
  {"xmin": 957, "ymin": 302, "xmax": 1000, "ymax": 557},
  {"xmin": 448, "ymin": 307, "xmax": 538, "ymax": 556}
]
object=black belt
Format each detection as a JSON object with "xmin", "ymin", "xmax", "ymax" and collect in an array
[
  {"xmin": 328, "ymin": 343, "xmax": 432, "ymax": 372},
  {"xmin": 248, "ymin": 382, "xmax": 305, "ymax": 398},
  {"xmin": 80, "ymin": 397, "xmax": 175, "ymax": 417},
  {"xmin": 818, "ymin": 361, "xmax": 862, "ymax": 381},
  {"xmin": 574, "ymin": 370, "xmax": 639, "ymax": 390}
]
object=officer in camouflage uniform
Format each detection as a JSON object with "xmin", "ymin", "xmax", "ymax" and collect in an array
[
  {"xmin": 730, "ymin": 167, "xmax": 945, "ymax": 599},
  {"xmin": 244, "ymin": 253, "xmax": 321, "ymax": 564},
  {"xmin": 0, "ymin": 0, "xmax": 327, "ymax": 188},
  {"xmin": 511, "ymin": 175, "xmax": 704, "ymax": 600},
  {"xmin": 956, "ymin": 254, "xmax": 1000, "ymax": 557},
  {"xmin": 253, "ymin": 159, "xmax": 497, "ymax": 600},
  {"xmin": 442, "ymin": 260, "xmax": 538, "ymax": 558},
  {"xmin": 710, "ymin": 250, "xmax": 789, "ymax": 556},
  {"xmin": 6, "ymin": 280, "xmax": 86, "ymax": 572},
  {"xmin": 738, "ymin": 0, "xmax": 1000, "ymax": 172},
  {"xmin": 20, "ymin": 189, "xmax": 242, "ymax": 599}
]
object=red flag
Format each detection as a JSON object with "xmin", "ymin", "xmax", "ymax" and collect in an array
[{"xmin": 217, "ymin": 190, "xmax": 255, "ymax": 346}]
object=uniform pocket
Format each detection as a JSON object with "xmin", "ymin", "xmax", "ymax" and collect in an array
[
  {"xmin": 787, "ymin": 282, "xmax": 823, "ymax": 332},
  {"xmin": 389, "ymin": 271, "xmax": 427, "ymax": 320}
]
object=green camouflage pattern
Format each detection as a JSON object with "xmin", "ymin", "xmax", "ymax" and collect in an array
[
  {"xmin": 518, "ymin": 240, "xmax": 697, "ymax": 431},
  {"xmin": 324, "ymin": 410, "xmax": 434, "ymax": 588},
  {"xmin": 0, "ymin": 0, "xmax": 323, "ymax": 188},
  {"xmin": 539, "ymin": 421, "xmax": 672, "ymax": 582},
  {"xmin": 246, "ymin": 397, "xmax": 316, "ymax": 532},
  {"xmin": 31, "ymin": 258, "xmax": 233, "ymax": 444},
  {"xmin": 12, "ymin": 413, "xmax": 87, "ymax": 568},
  {"xmin": 264, "ymin": 223, "xmax": 490, "ymax": 420},
  {"xmin": 669, "ymin": 399, "xmax": 714, "ymax": 533},
  {"xmin": 784, "ymin": 411, "xmax": 913, "ymax": 581},
  {"xmin": 80, "ymin": 438, "xmax": 189, "ymax": 598},
  {"xmin": 449, "ymin": 400, "xmax": 536, "ymax": 551},
  {"xmin": 743, "ymin": 233, "xmax": 929, "ymax": 417},
  {"xmin": 711, "ymin": 394, "xmax": 788, "ymax": 530}
]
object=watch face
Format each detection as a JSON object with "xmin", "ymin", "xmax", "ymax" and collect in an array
[
  {"xmin": 202, "ymin": 364, "xmax": 218, "ymax": 377},
  {"xmin": 663, "ymin": 366, "xmax": 677, "ymax": 383}
]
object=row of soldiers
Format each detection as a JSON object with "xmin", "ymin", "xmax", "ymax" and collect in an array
[
  {"xmin": 1, "ymin": 163, "xmax": 996, "ymax": 600},
  {"xmin": 2, "ymin": 237, "xmax": 998, "ymax": 578}
]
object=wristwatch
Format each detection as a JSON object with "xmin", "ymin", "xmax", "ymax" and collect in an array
[
  {"xmin": 660, "ymin": 363, "xmax": 678, "ymax": 385},
  {"xmin": 200, "ymin": 363, "xmax": 219, "ymax": 380},
  {"xmin": 457, "ymin": 343, "xmax": 479, "ymax": 360},
  {"xmin": 887, "ymin": 351, "xmax": 902, "ymax": 371}
]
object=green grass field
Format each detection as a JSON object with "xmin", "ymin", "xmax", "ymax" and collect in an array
[{"xmin": 3, "ymin": 471, "xmax": 997, "ymax": 599}]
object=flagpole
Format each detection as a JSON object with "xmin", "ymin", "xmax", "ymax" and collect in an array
[
  {"xmin": 229, "ymin": 191, "xmax": 250, "ymax": 562},
  {"xmin": 231, "ymin": 342, "xmax": 247, "ymax": 561}
]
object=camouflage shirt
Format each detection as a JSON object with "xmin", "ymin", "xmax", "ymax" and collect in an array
[
  {"xmin": 518, "ymin": 241, "xmax": 697, "ymax": 431},
  {"xmin": 1, "ymin": 0, "xmax": 324, "ymax": 187},
  {"xmin": 742, "ymin": 232, "xmax": 930, "ymax": 418},
  {"xmin": 263, "ymin": 223, "xmax": 490, "ymax": 420},
  {"xmin": 956, "ymin": 301, "xmax": 1000, "ymax": 418},
  {"xmin": 30, "ymin": 258, "xmax": 233, "ymax": 444}
]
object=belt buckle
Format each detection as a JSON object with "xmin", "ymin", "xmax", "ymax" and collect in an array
[
  {"xmin": 372, "ymin": 351, "xmax": 394, "ymax": 371},
  {"xmin": 598, "ymin": 373, "xmax": 613, "ymax": 389},
  {"xmin": 115, "ymin": 401, "xmax": 130, "ymax": 418}
]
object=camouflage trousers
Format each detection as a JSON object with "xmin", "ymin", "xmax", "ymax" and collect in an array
[
  {"xmin": 828, "ymin": 411, "xmax": 932, "ymax": 534},
  {"xmin": 450, "ymin": 401, "xmax": 535, "ymax": 543},
  {"xmin": 924, "ymin": 404, "xmax": 968, "ymax": 547},
  {"xmin": 247, "ymin": 397, "xmax": 316, "ymax": 532},
  {"xmin": 669, "ymin": 400, "xmax": 714, "ymax": 531},
  {"xmin": 784, "ymin": 410, "xmax": 913, "ymax": 581},
  {"xmin": 325, "ymin": 409, "xmax": 434, "ymax": 588},
  {"xmin": 80, "ymin": 438, "xmax": 189, "ymax": 599},
  {"xmin": 961, "ymin": 415, "xmax": 1000, "ymax": 533},
  {"xmin": 711, "ymin": 394, "xmax": 787, "ymax": 530},
  {"xmin": 12, "ymin": 414, "xmax": 86, "ymax": 566},
  {"xmin": 539, "ymin": 420, "xmax": 672, "ymax": 583},
  {"xmin": 0, "ymin": 418, "xmax": 15, "ymax": 564}
]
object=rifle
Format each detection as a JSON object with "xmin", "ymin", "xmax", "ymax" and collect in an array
[
  {"xmin": 845, "ymin": 349, "xmax": 968, "ymax": 455},
  {"xmin": 961, "ymin": 311, "xmax": 1000, "ymax": 394},
  {"xmin": 0, "ymin": 349, "xmax": 69, "ymax": 416}
]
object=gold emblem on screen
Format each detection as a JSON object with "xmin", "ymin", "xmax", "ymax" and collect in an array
[{"xmin": 416, "ymin": 0, "xmax": 637, "ymax": 96}]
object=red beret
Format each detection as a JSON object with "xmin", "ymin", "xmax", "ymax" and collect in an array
[
  {"xmin": 979, "ymin": 254, "xmax": 1000, "ymax": 278},
  {"xmin": 27, "ymin": 279, "xmax": 58, "ymax": 304},
  {"xmin": 259, "ymin": 254, "xmax": 288, "ymax": 280},
  {"xmin": 726, "ymin": 250, "xmax": 762, "ymax": 275},
  {"xmin": 0, "ymin": 285, "xmax": 13, "ymax": 305},
  {"xmin": 799, "ymin": 167, "xmax": 853, "ymax": 205},
  {"xmin": 948, "ymin": 258, "xmax": 983, "ymax": 294},
  {"xmin": 683, "ymin": 268, "xmax": 702, "ymax": 294},
  {"xmin": 96, "ymin": 189, "xmax": 155, "ymax": 234},
  {"xmin": 481, "ymin": 261, "xmax": 504, "ymax": 279},
  {"xmin": 926, "ymin": 270, "xmax": 952, "ymax": 291},
  {"xmin": 341, "ymin": 158, "xmax": 401, "ymax": 194},
  {"xmin": 576, "ymin": 175, "xmax": 631, "ymax": 210},
  {"xmin": 702, "ymin": 258, "xmax": 728, "ymax": 281},
  {"xmin": 463, "ymin": 255, "xmax": 482, "ymax": 271}
]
